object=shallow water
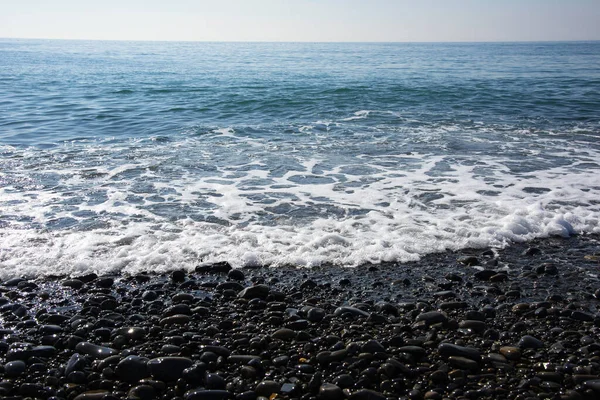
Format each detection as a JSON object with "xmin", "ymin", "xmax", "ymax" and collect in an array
[{"xmin": 1, "ymin": 39, "xmax": 599, "ymax": 277}]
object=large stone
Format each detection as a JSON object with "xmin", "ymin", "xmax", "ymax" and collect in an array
[
  {"xmin": 147, "ymin": 357, "xmax": 193, "ymax": 381},
  {"xmin": 319, "ymin": 383, "xmax": 344, "ymax": 400},
  {"xmin": 361, "ymin": 340, "xmax": 386, "ymax": 354},
  {"xmin": 65, "ymin": 353, "xmax": 86, "ymax": 376},
  {"xmin": 4, "ymin": 360, "xmax": 27, "ymax": 377},
  {"xmin": 333, "ymin": 306, "xmax": 370, "ymax": 318},
  {"xmin": 159, "ymin": 314, "xmax": 191, "ymax": 326},
  {"xmin": 438, "ymin": 343, "xmax": 481, "ymax": 361},
  {"xmin": 415, "ymin": 311, "xmax": 447, "ymax": 325},
  {"xmin": 518, "ymin": 335, "xmax": 544, "ymax": 349},
  {"xmin": 238, "ymin": 284, "xmax": 270, "ymax": 299},
  {"xmin": 448, "ymin": 356, "xmax": 479, "ymax": 372},
  {"xmin": 255, "ymin": 380, "xmax": 281, "ymax": 397},
  {"xmin": 115, "ymin": 355, "xmax": 150, "ymax": 382},
  {"xmin": 499, "ymin": 346, "xmax": 521, "ymax": 361},
  {"xmin": 75, "ymin": 342, "xmax": 118, "ymax": 359}
]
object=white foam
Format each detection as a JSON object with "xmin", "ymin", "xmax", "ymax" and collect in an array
[{"xmin": 1, "ymin": 123, "xmax": 600, "ymax": 279}]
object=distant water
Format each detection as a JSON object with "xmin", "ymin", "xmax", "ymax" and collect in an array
[{"xmin": 1, "ymin": 39, "xmax": 599, "ymax": 278}]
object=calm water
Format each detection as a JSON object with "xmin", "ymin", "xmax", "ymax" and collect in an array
[{"xmin": 1, "ymin": 39, "xmax": 599, "ymax": 278}]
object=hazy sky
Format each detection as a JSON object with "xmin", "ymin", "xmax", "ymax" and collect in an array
[{"xmin": 1, "ymin": 0, "xmax": 599, "ymax": 42}]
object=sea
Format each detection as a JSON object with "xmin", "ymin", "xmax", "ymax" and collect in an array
[{"xmin": 1, "ymin": 39, "xmax": 599, "ymax": 279}]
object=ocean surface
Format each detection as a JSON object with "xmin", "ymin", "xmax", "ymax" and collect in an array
[{"xmin": 1, "ymin": 39, "xmax": 599, "ymax": 278}]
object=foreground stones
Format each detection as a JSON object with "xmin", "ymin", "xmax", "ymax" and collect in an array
[{"xmin": 0, "ymin": 234, "xmax": 600, "ymax": 399}]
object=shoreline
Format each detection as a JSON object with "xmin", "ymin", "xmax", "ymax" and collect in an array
[{"xmin": 1, "ymin": 233, "xmax": 600, "ymax": 399}]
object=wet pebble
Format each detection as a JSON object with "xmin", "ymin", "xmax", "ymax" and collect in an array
[
  {"xmin": 255, "ymin": 380, "xmax": 280, "ymax": 397},
  {"xmin": 518, "ymin": 335, "xmax": 544, "ymax": 349},
  {"xmin": 147, "ymin": 357, "xmax": 193, "ymax": 381},
  {"xmin": 115, "ymin": 355, "xmax": 150, "ymax": 382},
  {"xmin": 75, "ymin": 342, "xmax": 118, "ymax": 359}
]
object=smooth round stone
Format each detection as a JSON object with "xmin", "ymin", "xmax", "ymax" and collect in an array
[
  {"xmin": 238, "ymin": 284, "xmax": 270, "ymax": 300},
  {"xmin": 272, "ymin": 328, "xmax": 296, "ymax": 341},
  {"xmin": 499, "ymin": 346, "xmax": 521, "ymax": 361},
  {"xmin": 536, "ymin": 371, "xmax": 563, "ymax": 382},
  {"xmin": 68, "ymin": 370, "xmax": 87, "ymax": 384},
  {"xmin": 19, "ymin": 383, "xmax": 44, "ymax": 397},
  {"xmin": 438, "ymin": 343, "xmax": 481, "ymax": 361},
  {"xmin": 448, "ymin": 356, "xmax": 479, "ymax": 371},
  {"xmin": 147, "ymin": 357, "xmax": 193, "ymax": 381},
  {"xmin": 128, "ymin": 385, "xmax": 156, "ymax": 400},
  {"xmin": 458, "ymin": 320, "xmax": 487, "ymax": 333},
  {"xmin": 65, "ymin": 353, "xmax": 87, "ymax": 375},
  {"xmin": 161, "ymin": 344, "xmax": 180, "ymax": 354},
  {"xmin": 415, "ymin": 311, "xmax": 447, "ymax": 325},
  {"xmin": 286, "ymin": 319, "xmax": 309, "ymax": 330},
  {"xmin": 6, "ymin": 342, "xmax": 32, "ymax": 361},
  {"xmin": 172, "ymin": 293, "xmax": 195, "ymax": 303},
  {"xmin": 184, "ymin": 390, "xmax": 231, "ymax": 400},
  {"xmin": 200, "ymin": 346, "xmax": 231, "ymax": 357},
  {"xmin": 458, "ymin": 256, "xmax": 479, "ymax": 266},
  {"xmin": 306, "ymin": 308, "xmax": 325, "ymax": 323},
  {"xmin": 159, "ymin": 314, "xmax": 191, "ymax": 326},
  {"xmin": 171, "ymin": 270, "xmax": 186, "ymax": 282},
  {"xmin": 329, "ymin": 349, "xmax": 347, "ymax": 362},
  {"xmin": 316, "ymin": 351, "xmax": 332, "ymax": 364},
  {"xmin": 115, "ymin": 327, "xmax": 146, "ymax": 340},
  {"xmin": 39, "ymin": 325, "xmax": 63, "ymax": 334},
  {"xmin": 398, "ymin": 346, "xmax": 427, "ymax": 359},
  {"xmin": 227, "ymin": 269, "xmax": 245, "ymax": 281},
  {"xmin": 30, "ymin": 345, "xmax": 57, "ymax": 358},
  {"xmin": 141, "ymin": 291, "xmax": 158, "ymax": 301},
  {"xmin": 240, "ymin": 366, "xmax": 258, "ymax": 379},
  {"xmin": 115, "ymin": 356, "xmax": 150, "ymax": 382},
  {"xmin": 4, "ymin": 360, "xmax": 26, "ymax": 377},
  {"xmin": 486, "ymin": 353, "xmax": 508, "ymax": 364},
  {"xmin": 205, "ymin": 373, "xmax": 226, "ymax": 390},
  {"xmin": 200, "ymin": 351, "xmax": 218, "ymax": 363},
  {"xmin": 281, "ymin": 383, "xmax": 297, "ymax": 395},
  {"xmin": 333, "ymin": 306, "xmax": 370, "ymax": 318},
  {"xmin": 272, "ymin": 355, "xmax": 289, "ymax": 367},
  {"xmin": 518, "ymin": 335, "xmax": 544, "ymax": 349},
  {"xmin": 95, "ymin": 277, "xmax": 114, "ymax": 288},
  {"xmin": 571, "ymin": 311, "xmax": 594, "ymax": 322},
  {"xmin": 62, "ymin": 279, "xmax": 84, "ymax": 289},
  {"xmin": 583, "ymin": 379, "xmax": 600, "ymax": 393},
  {"xmin": 255, "ymin": 380, "xmax": 281, "ymax": 397},
  {"xmin": 75, "ymin": 342, "xmax": 118, "ymax": 359},
  {"xmin": 163, "ymin": 304, "xmax": 192, "ymax": 317},
  {"xmin": 361, "ymin": 340, "xmax": 386, "ymax": 354},
  {"xmin": 333, "ymin": 374, "xmax": 355, "ymax": 388},
  {"xmin": 474, "ymin": 270, "xmax": 497, "ymax": 281},
  {"xmin": 4, "ymin": 277, "xmax": 25, "ymax": 287},
  {"xmin": 429, "ymin": 370, "xmax": 448, "ymax": 384},
  {"xmin": 490, "ymin": 273, "xmax": 508, "ymax": 282},
  {"xmin": 319, "ymin": 383, "xmax": 344, "ymax": 400}
]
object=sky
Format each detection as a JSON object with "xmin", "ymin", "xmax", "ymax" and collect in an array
[{"xmin": 1, "ymin": 0, "xmax": 599, "ymax": 43}]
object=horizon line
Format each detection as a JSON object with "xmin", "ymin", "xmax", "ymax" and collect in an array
[{"xmin": 2, "ymin": 36, "xmax": 600, "ymax": 45}]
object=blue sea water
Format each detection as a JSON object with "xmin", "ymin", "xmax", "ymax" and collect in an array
[{"xmin": 1, "ymin": 39, "xmax": 599, "ymax": 278}]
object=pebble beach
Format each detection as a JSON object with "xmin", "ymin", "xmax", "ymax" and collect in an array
[{"xmin": 1, "ymin": 234, "xmax": 600, "ymax": 400}]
